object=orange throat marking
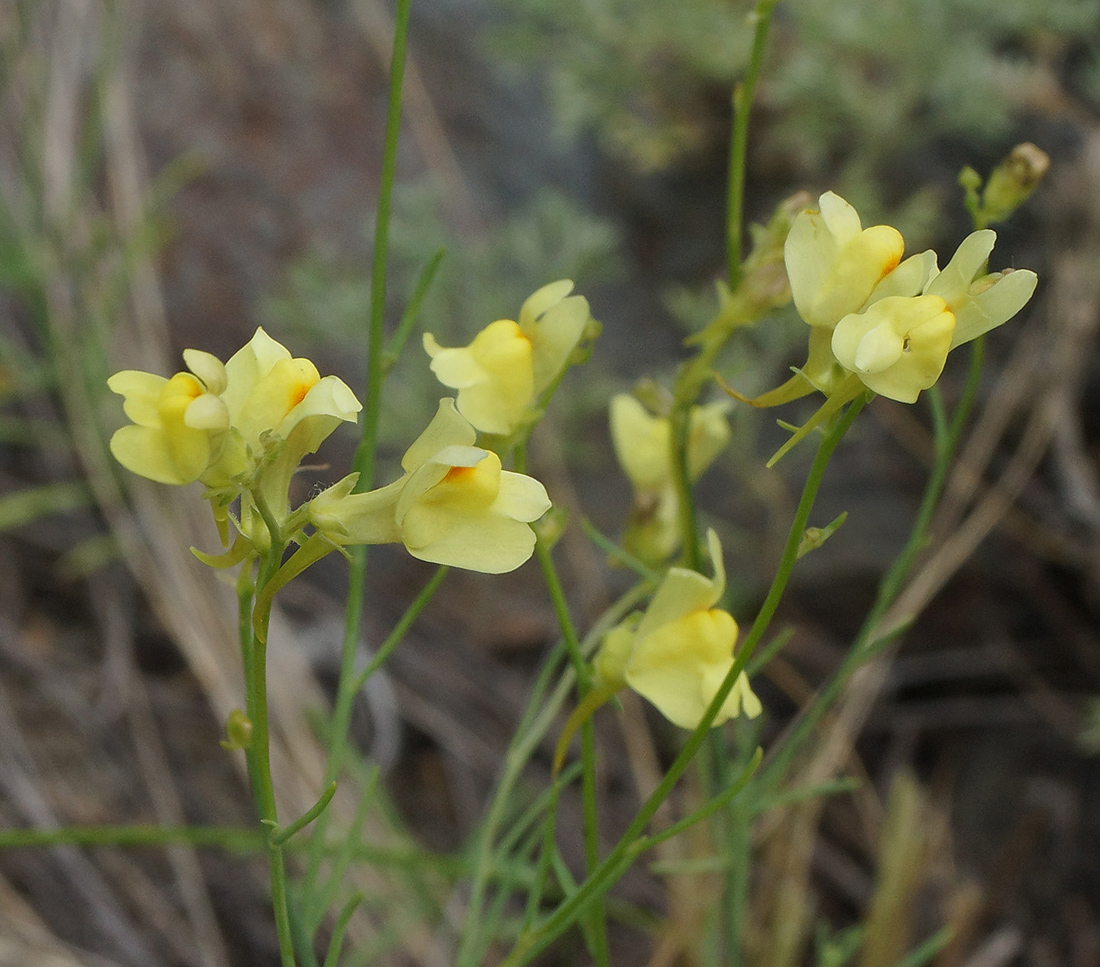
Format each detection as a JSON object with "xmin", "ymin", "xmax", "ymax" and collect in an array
[{"xmin": 443, "ymin": 465, "xmax": 477, "ymax": 483}]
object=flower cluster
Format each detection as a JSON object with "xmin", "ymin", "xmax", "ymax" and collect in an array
[
  {"xmin": 109, "ymin": 329, "xmax": 363, "ymax": 544},
  {"xmin": 107, "ymin": 319, "xmax": 564, "ymax": 574},
  {"xmin": 729, "ymin": 192, "xmax": 1037, "ymax": 460},
  {"xmin": 594, "ymin": 530, "xmax": 761, "ymax": 729}
]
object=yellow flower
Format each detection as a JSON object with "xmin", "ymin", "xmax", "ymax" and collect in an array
[
  {"xmin": 107, "ymin": 350, "xmax": 230, "ymax": 485},
  {"xmin": 727, "ymin": 198, "xmax": 1038, "ymax": 464},
  {"xmin": 784, "ymin": 191, "xmax": 907, "ymax": 329},
  {"xmin": 208, "ymin": 328, "xmax": 362, "ymax": 540},
  {"xmin": 594, "ymin": 530, "xmax": 761, "ymax": 729},
  {"xmin": 609, "ymin": 394, "xmax": 730, "ymax": 564},
  {"xmin": 309, "ymin": 399, "xmax": 551, "ymax": 573},
  {"xmin": 109, "ymin": 328, "xmax": 362, "ymax": 547},
  {"xmin": 831, "ymin": 295, "xmax": 957, "ymax": 403},
  {"xmin": 423, "ymin": 281, "xmax": 593, "ymax": 435}
]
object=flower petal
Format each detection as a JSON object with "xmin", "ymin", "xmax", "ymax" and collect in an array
[
  {"xmin": 625, "ymin": 609, "xmax": 739, "ymax": 729},
  {"xmin": 495, "ymin": 470, "xmax": 552, "ymax": 523},
  {"xmin": 183, "ymin": 349, "xmax": 228, "ymax": 395},
  {"xmin": 638, "ymin": 529, "xmax": 724, "ymax": 637},
  {"xmin": 949, "ymin": 268, "xmax": 1037, "ymax": 348},
  {"xmin": 609, "ymin": 394, "xmax": 670, "ymax": 493},
  {"xmin": 401, "ymin": 399, "xmax": 477, "ymax": 473},
  {"xmin": 107, "ymin": 370, "xmax": 168, "ymax": 427},
  {"xmin": 925, "ymin": 230, "xmax": 997, "ymax": 305},
  {"xmin": 519, "ymin": 279, "xmax": 575, "ymax": 329},
  {"xmin": 222, "ymin": 327, "xmax": 292, "ymax": 421}
]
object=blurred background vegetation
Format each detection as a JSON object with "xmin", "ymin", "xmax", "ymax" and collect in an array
[{"xmin": 1, "ymin": 0, "xmax": 1100, "ymax": 964}]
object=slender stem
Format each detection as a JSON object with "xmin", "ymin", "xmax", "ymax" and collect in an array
[
  {"xmin": 670, "ymin": 0, "xmax": 777, "ymax": 567},
  {"xmin": 670, "ymin": 404, "xmax": 704, "ymax": 571},
  {"xmin": 455, "ymin": 582, "xmax": 649, "ymax": 967},
  {"xmin": 532, "ymin": 528, "xmax": 609, "ymax": 966},
  {"xmin": 501, "ymin": 397, "xmax": 864, "ymax": 966},
  {"xmin": 271, "ymin": 782, "xmax": 338, "ymax": 847},
  {"xmin": 349, "ymin": 566, "xmax": 448, "ymax": 695},
  {"xmin": 354, "ymin": 0, "xmax": 413, "ymax": 491},
  {"xmin": 243, "ymin": 549, "xmax": 296, "ymax": 967},
  {"xmin": 0, "ymin": 825, "xmax": 265, "ymax": 851},
  {"xmin": 304, "ymin": 0, "xmax": 414, "ymax": 909},
  {"xmin": 726, "ymin": 0, "xmax": 779, "ymax": 287},
  {"xmin": 761, "ymin": 340, "xmax": 985, "ymax": 790}
]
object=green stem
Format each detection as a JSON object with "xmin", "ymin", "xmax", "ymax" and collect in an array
[
  {"xmin": 244, "ymin": 551, "xmax": 296, "ymax": 967},
  {"xmin": 670, "ymin": 0, "xmax": 777, "ymax": 567},
  {"xmin": 455, "ymin": 582, "xmax": 650, "ymax": 967},
  {"xmin": 760, "ymin": 340, "xmax": 985, "ymax": 790},
  {"xmin": 532, "ymin": 530, "xmax": 608, "ymax": 967},
  {"xmin": 303, "ymin": 0, "xmax": 414, "ymax": 911},
  {"xmin": 501, "ymin": 396, "xmax": 864, "ymax": 966},
  {"xmin": 726, "ymin": 0, "xmax": 779, "ymax": 287},
  {"xmin": 349, "ymin": 566, "xmax": 448, "ymax": 696},
  {"xmin": 670, "ymin": 404, "xmax": 704, "ymax": 571},
  {"xmin": 301, "ymin": 562, "xmax": 446, "ymax": 899},
  {"xmin": 0, "ymin": 825, "xmax": 265, "ymax": 851},
  {"xmin": 270, "ymin": 782, "xmax": 338, "ymax": 847}
]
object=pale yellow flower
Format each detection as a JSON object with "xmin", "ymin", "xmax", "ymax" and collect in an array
[
  {"xmin": 594, "ymin": 530, "xmax": 761, "ymax": 729},
  {"xmin": 107, "ymin": 352, "xmax": 230, "ymax": 485},
  {"xmin": 784, "ymin": 192, "xmax": 907, "ymax": 329},
  {"xmin": 109, "ymin": 328, "xmax": 361, "ymax": 548},
  {"xmin": 831, "ymin": 295, "xmax": 957, "ymax": 403},
  {"xmin": 423, "ymin": 281, "xmax": 593, "ymax": 436},
  {"xmin": 309, "ymin": 399, "xmax": 551, "ymax": 573},
  {"xmin": 609, "ymin": 394, "xmax": 731, "ymax": 564},
  {"xmin": 208, "ymin": 328, "xmax": 361, "ymax": 540}
]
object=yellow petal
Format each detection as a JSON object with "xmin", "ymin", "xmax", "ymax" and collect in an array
[
  {"xmin": 401, "ymin": 399, "xmax": 477, "ymax": 473},
  {"xmin": 424, "ymin": 320, "xmax": 534, "ymax": 435},
  {"xmin": 609, "ymin": 394, "xmax": 671, "ymax": 493},
  {"xmin": 222, "ymin": 327, "xmax": 292, "ymax": 421},
  {"xmin": 832, "ymin": 296, "xmax": 955, "ymax": 403},
  {"xmin": 109, "ymin": 423, "xmax": 212, "ymax": 485},
  {"xmin": 107, "ymin": 370, "xmax": 168, "ymax": 426},
  {"xmin": 183, "ymin": 349, "xmax": 228, "ymax": 395},
  {"xmin": 638, "ymin": 529, "xmax": 725, "ymax": 636},
  {"xmin": 785, "ymin": 192, "xmax": 905, "ymax": 329},
  {"xmin": 625, "ymin": 609, "xmax": 739, "ymax": 730}
]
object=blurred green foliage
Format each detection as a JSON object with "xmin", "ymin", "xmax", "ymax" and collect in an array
[{"xmin": 492, "ymin": 0, "xmax": 1096, "ymax": 212}]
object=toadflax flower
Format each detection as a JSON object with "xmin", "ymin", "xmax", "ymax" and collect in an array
[
  {"xmin": 830, "ymin": 229, "xmax": 1038, "ymax": 404},
  {"xmin": 207, "ymin": 328, "xmax": 361, "ymax": 541},
  {"xmin": 309, "ymin": 399, "xmax": 551, "ymax": 573},
  {"xmin": 423, "ymin": 281, "xmax": 593, "ymax": 436},
  {"xmin": 108, "ymin": 328, "xmax": 362, "ymax": 544},
  {"xmin": 609, "ymin": 394, "xmax": 731, "ymax": 564},
  {"xmin": 726, "ymin": 191, "xmax": 1037, "ymax": 462},
  {"xmin": 784, "ymin": 191, "xmax": 908, "ymax": 330},
  {"xmin": 593, "ymin": 530, "xmax": 761, "ymax": 729},
  {"xmin": 108, "ymin": 350, "xmax": 231, "ymax": 485}
]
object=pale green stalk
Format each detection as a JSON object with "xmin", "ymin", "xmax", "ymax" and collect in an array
[
  {"xmin": 0, "ymin": 825, "xmax": 264, "ymax": 851},
  {"xmin": 301, "ymin": 0, "xmax": 414, "ymax": 909},
  {"xmin": 726, "ymin": 0, "xmax": 780, "ymax": 287},
  {"xmin": 532, "ymin": 540, "xmax": 609, "ymax": 967},
  {"xmin": 500, "ymin": 397, "xmax": 866, "ymax": 966},
  {"xmin": 759, "ymin": 340, "xmax": 985, "ymax": 792},
  {"xmin": 243, "ymin": 544, "xmax": 296, "ymax": 967},
  {"xmin": 455, "ymin": 582, "xmax": 650, "ymax": 966},
  {"xmin": 671, "ymin": 0, "xmax": 779, "ymax": 570}
]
